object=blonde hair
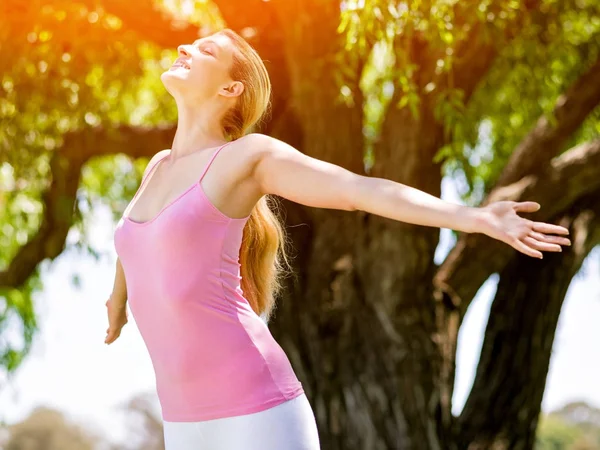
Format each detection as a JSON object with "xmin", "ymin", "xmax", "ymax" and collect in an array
[{"xmin": 216, "ymin": 28, "xmax": 292, "ymax": 321}]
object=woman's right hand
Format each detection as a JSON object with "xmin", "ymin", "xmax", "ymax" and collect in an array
[{"xmin": 105, "ymin": 297, "xmax": 129, "ymax": 345}]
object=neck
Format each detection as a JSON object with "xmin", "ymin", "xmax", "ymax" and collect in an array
[{"xmin": 170, "ymin": 99, "xmax": 229, "ymax": 160}]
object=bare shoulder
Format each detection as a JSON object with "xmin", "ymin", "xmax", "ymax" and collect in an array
[
  {"xmin": 229, "ymin": 133, "xmax": 274, "ymax": 172},
  {"xmin": 235, "ymin": 133, "xmax": 309, "ymax": 181},
  {"xmin": 238, "ymin": 132, "xmax": 295, "ymax": 162},
  {"xmin": 143, "ymin": 149, "xmax": 171, "ymax": 177},
  {"xmin": 238, "ymin": 133, "xmax": 273, "ymax": 154},
  {"xmin": 223, "ymin": 133, "xmax": 278, "ymax": 197}
]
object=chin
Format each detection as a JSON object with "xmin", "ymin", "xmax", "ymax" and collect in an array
[
  {"xmin": 160, "ymin": 70, "xmax": 188, "ymax": 91},
  {"xmin": 161, "ymin": 68, "xmax": 187, "ymax": 81}
]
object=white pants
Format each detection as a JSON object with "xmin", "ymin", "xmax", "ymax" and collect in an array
[{"xmin": 163, "ymin": 394, "xmax": 320, "ymax": 449}]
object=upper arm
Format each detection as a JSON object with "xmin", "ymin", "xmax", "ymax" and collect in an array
[{"xmin": 248, "ymin": 133, "xmax": 358, "ymax": 211}]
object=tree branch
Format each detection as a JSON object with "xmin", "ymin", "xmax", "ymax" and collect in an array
[
  {"xmin": 0, "ymin": 124, "xmax": 175, "ymax": 288},
  {"xmin": 434, "ymin": 137, "xmax": 600, "ymax": 318},
  {"xmin": 447, "ymin": 0, "xmax": 542, "ymax": 101},
  {"xmin": 0, "ymin": 153, "xmax": 81, "ymax": 288},
  {"xmin": 494, "ymin": 57, "xmax": 600, "ymax": 188},
  {"xmin": 434, "ymin": 55, "xmax": 600, "ymax": 315}
]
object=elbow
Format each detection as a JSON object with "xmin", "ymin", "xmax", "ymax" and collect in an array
[
  {"xmin": 346, "ymin": 195, "xmax": 359, "ymax": 212},
  {"xmin": 344, "ymin": 175, "xmax": 364, "ymax": 212}
]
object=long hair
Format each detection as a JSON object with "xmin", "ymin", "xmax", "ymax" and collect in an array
[{"xmin": 216, "ymin": 28, "xmax": 292, "ymax": 321}]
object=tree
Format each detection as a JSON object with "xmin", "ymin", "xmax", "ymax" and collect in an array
[
  {"xmin": 1, "ymin": 0, "xmax": 599, "ymax": 448},
  {"xmin": 535, "ymin": 402, "xmax": 600, "ymax": 450},
  {"xmin": 0, "ymin": 406, "xmax": 100, "ymax": 450},
  {"xmin": 116, "ymin": 392, "xmax": 165, "ymax": 450},
  {"xmin": 0, "ymin": 397, "xmax": 167, "ymax": 450}
]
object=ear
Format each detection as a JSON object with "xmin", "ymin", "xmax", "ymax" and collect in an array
[{"xmin": 219, "ymin": 81, "xmax": 244, "ymax": 98}]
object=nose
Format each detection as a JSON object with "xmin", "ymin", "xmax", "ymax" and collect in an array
[{"xmin": 177, "ymin": 44, "xmax": 191, "ymax": 57}]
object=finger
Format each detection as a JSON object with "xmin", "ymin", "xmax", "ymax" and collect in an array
[
  {"xmin": 106, "ymin": 327, "xmax": 116, "ymax": 339},
  {"xmin": 523, "ymin": 236, "xmax": 562, "ymax": 252},
  {"xmin": 529, "ymin": 231, "xmax": 571, "ymax": 247},
  {"xmin": 513, "ymin": 201, "xmax": 541, "ymax": 213},
  {"xmin": 108, "ymin": 331, "xmax": 120, "ymax": 344},
  {"xmin": 532, "ymin": 222, "xmax": 570, "ymax": 235},
  {"xmin": 510, "ymin": 237, "xmax": 543, "ymax": 259}
]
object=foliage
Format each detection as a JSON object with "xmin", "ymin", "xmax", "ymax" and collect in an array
[
  {"xmin": 0, "ymin": 1, "xmax": 173, "ymax": 375},
  {"xmin": 0, "ymin": 406, "xmax": 101, "ymax": 450},
  {"xmin": 0, "ymin": 394, "xmax": 167, "ymax": 450},
  {"xmin": 452, "ymin": 0, "xmax": 600, "ymax": 204},
  {"xmin": 536, "ymin": 402, "xmax": 600, "ymax": 450},
  {"xmin": 343, "ymin": 0, "xmax": 600, "ymax": 204}
]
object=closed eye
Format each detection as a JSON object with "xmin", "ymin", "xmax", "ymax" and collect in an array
[
  {"xmin": 199, "ymin": 45, "xmax": 214, "ymax": 56},
  {"xmin": 192, "ymin": 38, "xmax": 220, "ymax": 58}
]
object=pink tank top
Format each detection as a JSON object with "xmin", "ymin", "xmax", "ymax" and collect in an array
[{"xmin": 113, "ymin": 143, "xmax": 304, "ymax": 422}]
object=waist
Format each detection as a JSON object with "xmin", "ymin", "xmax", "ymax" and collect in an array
[
  {"xmin": 153, "ymin": 337, "xmax": 305, "ymax": 422},
  {"xmin": 159, "ymin": 377, "xmax": 305, "ymax": 422},
  {"xmin": 132, "ymin": 304, "xmax": 304, "ymax": 421}
]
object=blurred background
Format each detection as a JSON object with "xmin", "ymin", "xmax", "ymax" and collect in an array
[{"xmin": 0, "ymin": 0, "xmax": 599, "ymax": 449}]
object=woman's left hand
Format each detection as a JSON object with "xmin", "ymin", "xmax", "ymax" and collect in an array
[{"xmin": 477, "ymin": 201, "xmax": 571, "ymax": 259}]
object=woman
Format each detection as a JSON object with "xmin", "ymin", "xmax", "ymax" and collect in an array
[{"xmin": 105, "ymin": 28, "xmax": 570, "ymax": 449}]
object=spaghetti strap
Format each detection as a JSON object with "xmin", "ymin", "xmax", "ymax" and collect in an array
[
  {"xmin": 199, "ymin": 141, "xmax": 234, "ymax": 183},
  {"xmin": 128, "ymin": 150, "xmax": 170, "ymax": 206},
  {"xmin": 142, "ymin": 151, "xmax": 171, "ymax": 184}
]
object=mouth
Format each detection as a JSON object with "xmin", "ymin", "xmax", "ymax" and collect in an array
[{"xmin": 170, "ymin": 58, "xmax": 191, "ymax": 70}]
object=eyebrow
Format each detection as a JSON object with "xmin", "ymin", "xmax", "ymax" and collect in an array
[{"xmin": 192, "ymin": 38, "xmax": 221, "ymax": 56}]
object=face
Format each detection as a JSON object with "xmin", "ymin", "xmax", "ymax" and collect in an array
[{"xmin": 160, "ymin": 33, "xmax": 243, "ymax": 102}]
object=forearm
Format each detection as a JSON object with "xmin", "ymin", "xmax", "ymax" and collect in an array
[
  {"xmin": 352, "ymin": 176, "xmax": 483, "ymax": 233},
  {"xmin": 109, "ymin": 258, "xmax": 128, "ymax": 308}
]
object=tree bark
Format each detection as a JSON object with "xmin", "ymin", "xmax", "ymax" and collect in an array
[
  {"xmin": 352, "ymin": 103, "xmax": 447, "ymax": 449},
  {"xmin": 260, "ymin": 3, "xmax": 381, "ymax": 449}
]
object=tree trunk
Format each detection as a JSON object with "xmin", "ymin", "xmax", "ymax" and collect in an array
[
  {"xmin": 262, "ymin": 3, "xmax": 384, "ymax": 449},
  {"xmin": 457, "ymin": 193, "xmax": 600, "ymax": 450},
  {"xmin": 261, "ymin": 3, "xmax": 451, "ymax": 446},
  {"xmin": 269, "ymin": 55, "xmax": 449, "ymax": 450}
]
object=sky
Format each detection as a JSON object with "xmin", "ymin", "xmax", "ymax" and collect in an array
[{"xmin": 0, "ymin": 177, "xmax": 598, "ymax": 448}]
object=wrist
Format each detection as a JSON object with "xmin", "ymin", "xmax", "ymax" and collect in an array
[{"xmin": 461, "ymin": 206, "xmax": 489, "ymax": 234}]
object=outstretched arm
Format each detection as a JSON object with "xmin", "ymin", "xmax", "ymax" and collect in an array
[{"xmin": 250, "ymin": 133, "xmax": 570, "ymax": 259}]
